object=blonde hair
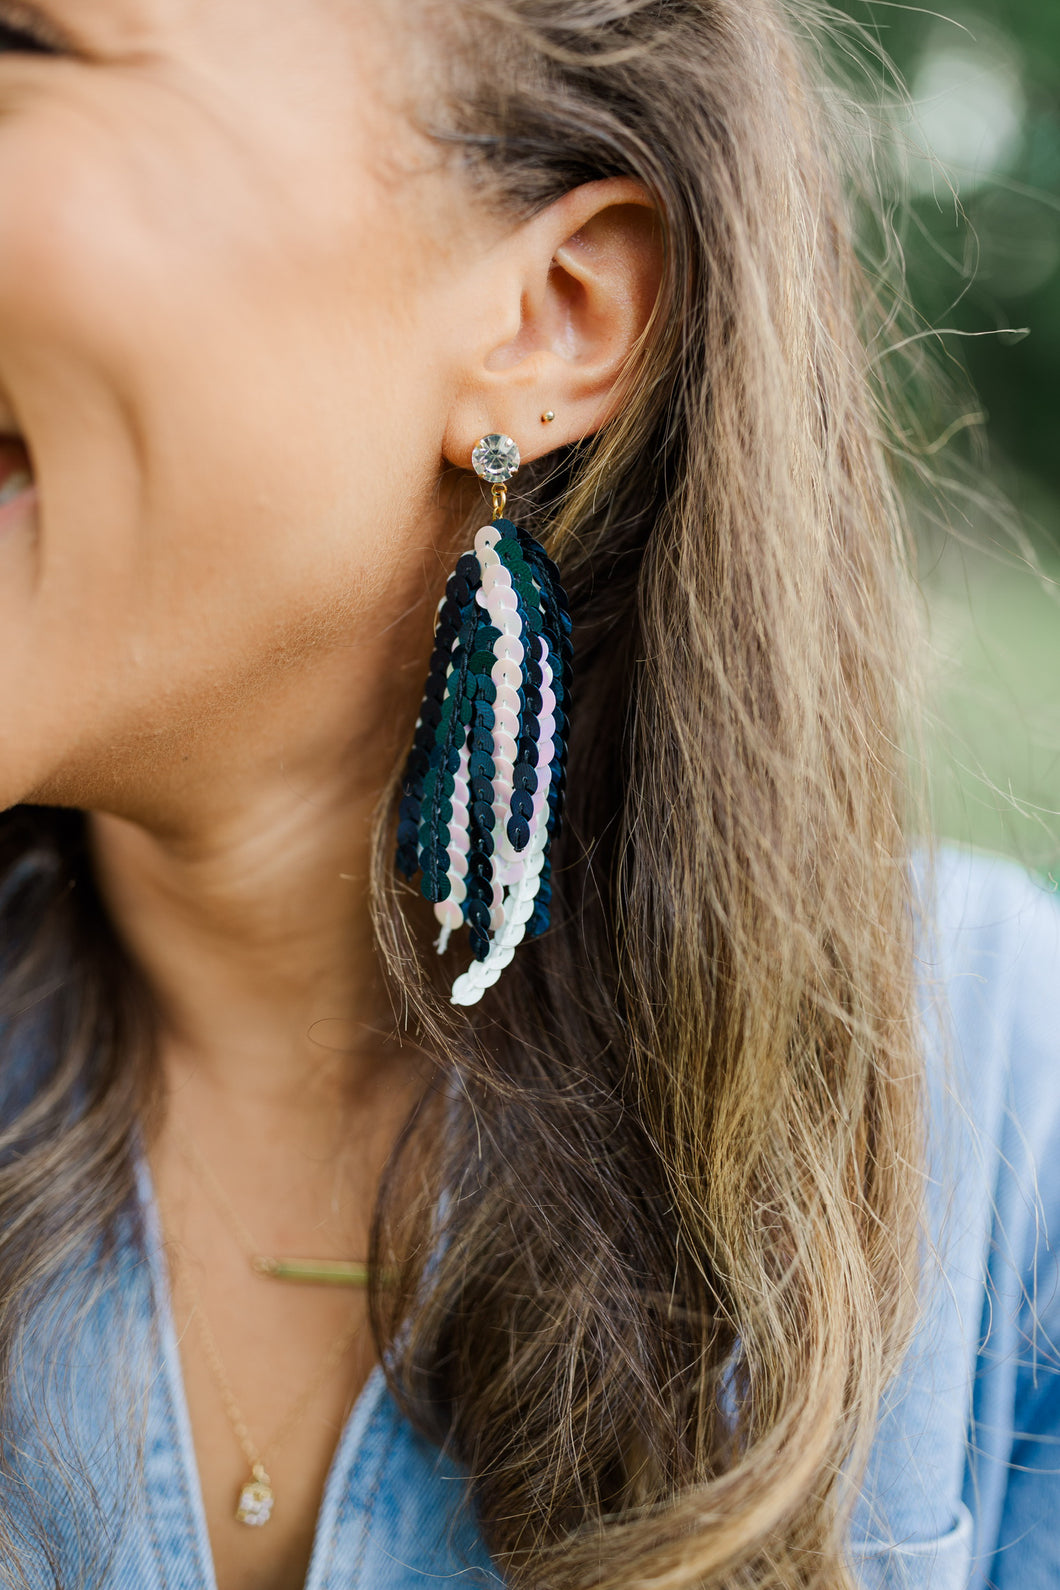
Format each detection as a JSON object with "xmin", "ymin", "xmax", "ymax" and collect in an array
[
  {"xmin": 372, "ymin": 2, "xmax": 929, "ymax": 1586},
  {"xmin": 0, "ymin": 3, "xmax": 929, "ymax": 1586}
]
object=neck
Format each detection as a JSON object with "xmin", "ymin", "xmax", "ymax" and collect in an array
[
  {"xmin": 78, "ymin": 532, "xmax": 445, "ymax": 1157},
  {"xmin": 87, "ymin": 685, "xmax": 431, "ymax": 1142}
]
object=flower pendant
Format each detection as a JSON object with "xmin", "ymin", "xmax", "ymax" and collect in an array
[{"xmin": 235, "ymin": 1464, "xmax": 274, "ymax": 1527}]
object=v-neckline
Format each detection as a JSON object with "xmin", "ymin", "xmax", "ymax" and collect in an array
[{"xmin": 133, "ymin": 1155, "xmax": 389, "ymax": 1590}]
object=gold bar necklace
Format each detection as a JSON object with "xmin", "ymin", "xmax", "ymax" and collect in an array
[
  {"xmin": 251, "ymin": 1255, "xmax": 370, "ymax": 1287},
  {"xmin": 174, "ymin": 1126, "xmax": 370, "ymax": 1289}
]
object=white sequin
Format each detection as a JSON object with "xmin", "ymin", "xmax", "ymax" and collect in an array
[{"xmin": 445, "ymin": 533, "xmax": 558, "ymax": 1005}]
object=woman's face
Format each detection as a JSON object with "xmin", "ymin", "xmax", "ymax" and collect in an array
[{"xmin": 0, "ymin": 0, "xmax": 497, "ymax": 820}]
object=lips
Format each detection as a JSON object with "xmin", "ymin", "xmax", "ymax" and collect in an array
[{"xmin": 0, "ymin": 434, "xmax": 33, "ymax": 508}]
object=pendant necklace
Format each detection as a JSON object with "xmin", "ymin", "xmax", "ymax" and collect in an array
[
  {"xmin": 173, "ymin": 1250, "xmax": 364, "ymax": 1527},
  {"xmin": 167, "ymin": 1127, "xmax": 370, "ymax": 1524}
]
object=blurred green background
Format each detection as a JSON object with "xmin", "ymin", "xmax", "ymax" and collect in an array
[{"xmin": 834, "ymin": 0, "xmax": 1060, "ymax": 876}]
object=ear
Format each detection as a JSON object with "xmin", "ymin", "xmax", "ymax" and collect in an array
[{"xmin": 441, "ymin": 178, "xmax": 663, "ymax": 472}]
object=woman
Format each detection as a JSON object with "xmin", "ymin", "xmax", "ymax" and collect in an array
[{"xmin": 0, "ymin": 0, "xmax": 1056, "ymax": 1587}]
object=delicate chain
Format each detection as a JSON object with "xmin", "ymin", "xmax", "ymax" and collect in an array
[
  {"xmin": 173, "ymin": 1248, "xmax": 364, "ymax": 1475},
  {"xmin": 172, "ymin": 1126, "xmax": 264, "ymax": 1264},
  {"xmin": 171, "ymin": 1124, "xmax": 370, "ymax": 1286}
]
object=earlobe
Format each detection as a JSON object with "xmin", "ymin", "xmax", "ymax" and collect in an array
[{"xmin": 443, "ymin": 177, "xmax": 663, "ymax": 471}]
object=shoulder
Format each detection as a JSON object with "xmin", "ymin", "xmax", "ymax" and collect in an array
[
  {"xmin": 914, "ymin": 843, "xmax": 1060, "ymax": 1064},
  {"xmin": 852, "ymin": 844, "xmax": 1060, "ymax": 1588},
  {"xmin": 908, "ymin": 843, "xmax": 1060, "ymax": 1317},
  {"xmin": 912, "ymin": 844, "xmax": 1060, "ymax": 1200}
]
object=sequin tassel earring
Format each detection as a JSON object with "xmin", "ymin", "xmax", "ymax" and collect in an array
[{"xmin": 396, "ymin": 433, "xmax": 573, "ymax": 1007}]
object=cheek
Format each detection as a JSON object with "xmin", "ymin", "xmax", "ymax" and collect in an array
[{"xmin": 0, "ymin": 84, "xmax": 450, "ymax": 805}]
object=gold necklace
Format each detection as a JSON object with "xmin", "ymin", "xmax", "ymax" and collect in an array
[
  {"xmin": 173, "ymin": 1125, "xmax": 370, "ymax": 1288},
  {"xmin": 173, "ymin": 1249, "xmax": 364, "ymax": 1527}
]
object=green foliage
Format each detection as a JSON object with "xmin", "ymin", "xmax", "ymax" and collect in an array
[
  {"xmin": 833, "ymin": 0, "xmax": 1060, "ymax": 865},
  {"xmin": 835, "ymin": 0, "xmax": 1060, "ymax": 509}
]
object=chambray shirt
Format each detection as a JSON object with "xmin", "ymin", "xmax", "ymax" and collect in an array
[{"xmin": 2, "ymin": 846, "xmax": 1059, "ymax": 1588}]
